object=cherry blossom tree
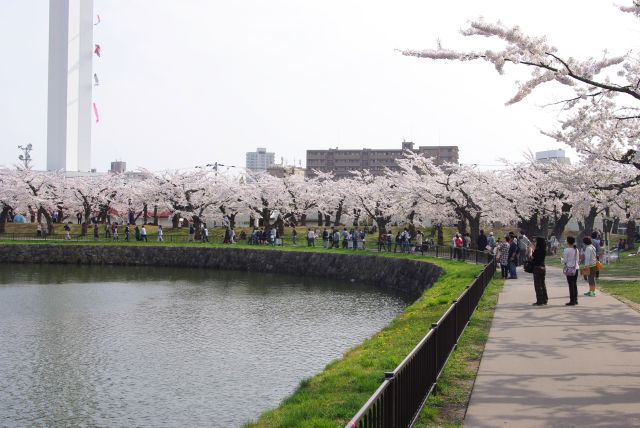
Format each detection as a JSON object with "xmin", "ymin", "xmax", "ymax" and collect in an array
[
  {"xmin": 14, "ymin": 169, "xmax": 67, "ymax": 234},
  {"xmin": 400, "ymin": 2, "xmax": 640, "ymax": 191},
  {"xmin": 348, "ymin": 170, "xmax": 404, "ymax": 233},
  {"xmin": 0, "ymin": 170, "xmax": 21, "ymax": 233},
  {"xmin": 241, "ymin": 172, "xmax": 290, "ymax": 231},
  {"xmin": 66, "ymin": 173, "xmax": 124, "ymax": 236}
]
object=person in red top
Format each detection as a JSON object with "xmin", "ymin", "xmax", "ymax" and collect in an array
[{"xmin": 453, "ymin": 233, "xmax": 463, "ymax": 260}]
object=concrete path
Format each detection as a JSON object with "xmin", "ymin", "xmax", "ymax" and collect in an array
[{"xmin": 465, "ymin": 267, "xmax": 640, "ymax": 427}]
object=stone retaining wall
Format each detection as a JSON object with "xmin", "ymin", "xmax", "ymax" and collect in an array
[{"xmin": 0, "ymin": 245, "xmax": 442, "ymax": 298}]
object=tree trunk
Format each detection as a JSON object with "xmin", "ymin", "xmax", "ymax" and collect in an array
[
  {"xmin": 612, "ymin": 218, "xmax": 620, "ymax": 234},
  {"xmin": 28, "ymin": 205, "xmax": 36, "ymax": 223},
  {"xmin": 274, "ymin": 217, "xmax": 284, "ymax": 236},
  {"xmin": 456, "ymin": 215, "xmax": 467, "ymax": 235},
  {"xmin": 468, "ymin": 214, "xmax": 481, "ymax": 249},
  {"xmin": 436, "ymin": 224, "xmax": 444, "ymax": 246},
  {"xmin": 518, "ymin": 212, "xmax": 542, "ymax": 238},
  {"xmin": 582, "ymin": 207, "xmax": 598, "ymax": 238},
  {"xmin": 539, "ymin": 215, "xmax": 550, "ymax": 240},
  {"xmin": 38, "ymin": 207, "xmax": 54, "ymax": 235},
  {"xmin": 261, "ymin": 208, "xmax": 271, "ymax": 229},
  {"xmin": 353, "ymin": 209, "xmax": 361, "ymax": 227},
  {"xmin": 324, "ymin": 214, "xmax": 331, "ymax": 227},
  {"xmin": 299, "ymin": 213, "xmax": 306, "ymax": 227},
  {"xmin": 192, "ymin": 215, "xmax": 202, "ymax": 240},
  {"xmin": 375, "ymin": 216, "xmax": 390, "ymax": 234},
  {"xmin": 81, "ymin": 205, "xmax": 91, "ymax": 236},
  {"xmin": 153, "ymin": 205, "xmax": 158, "ymax": 226},
  {"xmin": 406, "ymin": 211, "xmax": 416, "ymax": 238},
  {"xmin": 627, "ymin": 219, "xmax": 636, "ymax": 250},
  {"xmin": 0, "ymin": 206, "xmax": 10, "ymax": 233},
  {"xmin": 172, "ymin": 213, "xmax": 180, "ymax": 228},
  {"xmin": 334, "ymin": 201, "xmax": 343, "ymax": 226},
  {"xmin": 317, "ymin": 211, "xmax": 323, "ymax": 227},
  {"xmin": 550, "ymin": 203, "xmax": 572, "ymax": 240},
  {"xmin": 227, "ymin": 213, "xmax": 236, "ymax": 229},
  {"xmin": 143, "ymin": 203, "xmax": 148, "ymax": 225}
]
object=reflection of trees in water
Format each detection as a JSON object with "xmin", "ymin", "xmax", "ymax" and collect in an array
[{"xmin": 0, "ymin": 264, "xmax": 412, "ymax": 302}]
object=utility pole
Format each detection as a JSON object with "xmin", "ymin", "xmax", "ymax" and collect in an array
[{"xmin": 18, "ymin": 144, "xmax": 33, "ymax": 169}]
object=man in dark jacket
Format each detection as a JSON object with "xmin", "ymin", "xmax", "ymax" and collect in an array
[{"xmin": 477, "ymin": 230, "xmax": 488, "ymax": 251}]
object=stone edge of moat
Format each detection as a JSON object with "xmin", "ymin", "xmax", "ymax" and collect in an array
[{"xmin": 0, "ymin": 244, "xmax": 442, "ymax": 299}]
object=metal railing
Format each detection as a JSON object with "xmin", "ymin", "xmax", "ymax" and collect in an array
[{"xmin": 346, "ymin": 257, "xmax": 497, "ymax": 428}]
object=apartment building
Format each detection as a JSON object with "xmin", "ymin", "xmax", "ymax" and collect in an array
[{"xmin": 306, "ymin": 142, "xmax": 458, "ymax": 178}]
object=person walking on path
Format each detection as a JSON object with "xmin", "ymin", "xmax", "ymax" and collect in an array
[
  {"xmin": 291, "ymin": 227, "xmax": 298, "ymax": 246},
  {"xmin": 157, "ymin": 225, "xmax": 164, "ymax": 242},
  {"xmin": 530, "ymin": 237, "xmax": 548, "ymax": 305},
  {"xmin": 582, "ymin": 236, "xmax": 598, "ymax": 297},
  {"xmin": 562, "ymin": 235, "xmax": 580, "ymax": 305},
  {"xmin": 124, "ymin": 224, "xmax": 130, "ymax": 242},
  {"xmin": 141, "ymin": 225, "xmax": 148, "ymax": 242}
]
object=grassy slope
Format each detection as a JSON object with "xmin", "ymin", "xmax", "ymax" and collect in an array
[{"xmin": 598, "ymin": 280, "xmax": 640, "ymax": 306}]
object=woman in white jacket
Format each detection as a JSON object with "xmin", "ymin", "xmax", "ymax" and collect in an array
[
  {"xmin": 582, "ymin": 236, "xmax": 598, "ymax": 297},
  {"xmin": 561, "ymin": 236, "xmax": 580, "ymax": 305}
]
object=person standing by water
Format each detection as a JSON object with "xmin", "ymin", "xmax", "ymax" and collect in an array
[
  {"xmin": 582, "ymin": 236, "xmax": 598, "ymax": 297},
  {"xmin": 562, "ymin": 236, "xmax": 580, "ymax": 305},
  {"xmin": 530, "ymin": 237, "xmax": 548, "ymax": 306}
]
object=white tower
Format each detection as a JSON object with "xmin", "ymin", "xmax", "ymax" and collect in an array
[{"xmin": 47, "ymin": 0, "xmax": 94, "ymax": 172}]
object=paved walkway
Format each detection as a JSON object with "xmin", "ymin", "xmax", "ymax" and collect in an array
[{"xmin": 465, "ymin": 266, "xmax": 640, "ymax": 427}]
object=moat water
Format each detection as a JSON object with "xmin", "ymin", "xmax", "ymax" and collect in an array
[{"xmin": 0, "ymin": 264, "xmax": 409, "ymax": 427}]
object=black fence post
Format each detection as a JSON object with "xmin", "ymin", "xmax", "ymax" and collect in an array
[
  {"xmin": 384, "ymin": 372, "xmax": 395, "ymax": 426},
  {"xmin": 431, "ymin": 323, "xmax": 438, "ymax": 394},
  {"xmin": 451, "ymin": 300, "xmax": 458, "ymax": 342}
]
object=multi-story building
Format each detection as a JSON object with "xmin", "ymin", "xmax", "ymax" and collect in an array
[
  {"xmin": 535, "ymin": 149, "xmax": 571, "ymax": 165},
  {"xmin": 306, "ymin": 141, "xmax": 458, "ymax": 178},
  {"xmin": 246, "ymin": 148, "xmax": 275, "ymax": 172}
]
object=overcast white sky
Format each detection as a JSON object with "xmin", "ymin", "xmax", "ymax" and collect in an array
[{"xmin": 0, "ymin": 1, "xmax": 637, "ymax": 172}]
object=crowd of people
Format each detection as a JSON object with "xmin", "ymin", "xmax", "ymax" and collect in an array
[{"xmin": 491, "ymin": 230, "xmax": 605, "ymax": 306}]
